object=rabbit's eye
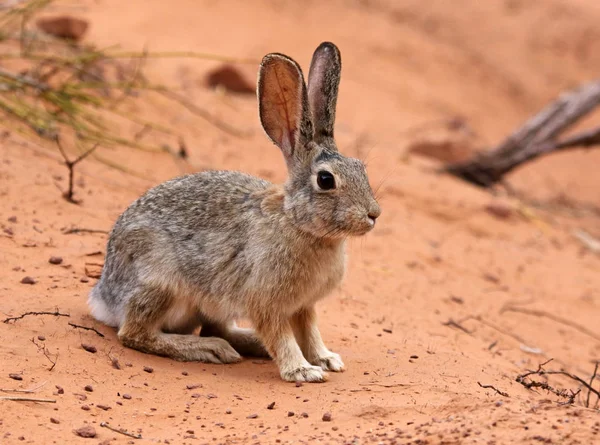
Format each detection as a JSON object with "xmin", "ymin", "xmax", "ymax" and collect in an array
[{"xmin": 317, "ymin": 171, "xmax": 336, "ymax": 190}]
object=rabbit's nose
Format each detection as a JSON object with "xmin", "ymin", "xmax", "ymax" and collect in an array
[{"xmin": 367, "ymin": 203, "xmax": 381, "ymax": 224}]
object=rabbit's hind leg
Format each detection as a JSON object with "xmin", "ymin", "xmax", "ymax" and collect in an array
[
  {"xmin": 200, "ymin": 321, "xmax": 270, "ymax": 358},
  {"xmin": 117, "ymin": 285, "xmax": 241, "ymax": 364}
]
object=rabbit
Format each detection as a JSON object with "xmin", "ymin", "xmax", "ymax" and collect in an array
[{"xmin": 88, "ymin": 42, "xmax": 381, "ymax": 383}]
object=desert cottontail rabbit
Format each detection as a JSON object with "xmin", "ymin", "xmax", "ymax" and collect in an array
[{"xmin": 88, "ymin": 42, "xmax": 381, "ymax": 382}]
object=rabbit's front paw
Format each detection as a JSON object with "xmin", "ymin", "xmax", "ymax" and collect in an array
[
  {"xmin": 311, "ymin": 352, "xmax": 345, "ymax": 372},
  {"xmin": 281, "ymin": 364, "xmax": 328, "ymax": 383}
]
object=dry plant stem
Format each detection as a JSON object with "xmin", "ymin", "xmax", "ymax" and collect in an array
[
  {"xmin": 446, "ymin": 80, "xmax": 600, "ymax": 186},
  {"xmin": 477, "ymin": 382, "xmax": 509, "ymax": 397},
  {"xmin": 501, "ymin": 305, "xmax": 600, "ymax": 343},
  {"xmin": 100, "ymin": 422, "xmax": 142, "ymax": 439},
  {"xmin": 517, "ymin": 359, "xmax": 600, "ymax": 407},
  {"xmin": 68, "ymin": 322, "xmax": 105, "ymax": 337},
  {"xmin": 3, "ymin": 310, "xmax": 69, "ymax": 323},
  {"xmin": 55, "ymin": 137, "xmax": 99, "ymax": 203},
  {"xmin": 62, "ymin": 227, "xmax": 108, "ymax": 235},
  {"xmin": 0, "ymin": 396, "xmax": 56, "ymax": 403},
  {"xmin": 0, "ymin": 381, "xmax": 47, "ymax": 393}
]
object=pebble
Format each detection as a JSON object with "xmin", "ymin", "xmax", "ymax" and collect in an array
[
  {"xmin": 81, "ymin": 343, "xmax": 97, "ymax": 353},
  {"xmin": 143, "ymin": 366, "xmax": 154, "ymax": 373},
  {"xmin": 84, "ymin": 385, "xmax": 93, "ymax": 392},
  {"xmin": 20, "ymin": 276, "xmax": 36, "ymax": 285},
  {"xmin": 48, "ymin": 256, "xmax": 63, "ymax": 265},
  {"xmin": 74, "ymin": 425, "xmax": 96, "ymax": 438},
  {"xmin": 322, "ymin": 412, "xmax": 332, "ymax": 422},
  {"xmin": 50, "ymin": 418, "xmax": 60, "ymax": 424},
  {"xmin": 9, "ymin": 373, "xmax": 22, "ymax": 381}
]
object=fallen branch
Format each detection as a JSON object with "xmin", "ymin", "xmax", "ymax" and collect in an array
[
  {"xmin": 501, "ymin": 305, "xmax": 600, "ymax": 343},
  {"xmin": 442, "ymin": 318, "xmax": 473, "ymax": 335},
  {"xmin": 3, "ymin": 310, "xmax": 69, "ymax": 324},
  {"xmin": 62, "ymin": 227, "xmax": 109, "ymax": 235},
  {"xmin": 477, "ymin": 382, "xmax": 509, "ymax": 397},
  {"xmin": 0, "ymin": 396, "xmax": 56, "ymax": 403},
  {"xmin": 516, "ymin": 359, "xmax": 599, "ymax": 407},
  {"xmin": 0, "ymin": 381, "xmax": 47, "ymax": 394},
  {"xmin": 68, "ymin": 322, "xmax": 105, "ymax": 338},
  {"xmin": 445, "ymin": 80, "xmax": 600, "ymax": 186},
  {"xmin": 100, "ymin": 422, "xmax": 142, "ymax": 439}
]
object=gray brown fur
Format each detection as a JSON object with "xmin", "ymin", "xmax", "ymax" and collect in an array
[{"xmin": 88, "ymin": 42, "xmax": 381, "ymax": 382}]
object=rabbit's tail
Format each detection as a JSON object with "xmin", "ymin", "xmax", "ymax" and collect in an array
[{"xmin": 88, "ymin": 283, "xmax": 121, "ymax": 328}]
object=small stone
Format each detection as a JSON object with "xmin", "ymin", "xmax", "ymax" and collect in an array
[
  {"xmin": 186, "ymin": 384, "xmax": 202, "ymax": 390},
  {"xmin": 81, "ymin": 343, "xmax": 97, "ymax": 353},
  {"xmin": 287, "ymin": 411, "xmax": 295, "ymax": 417},
  {"xmin": 74, "ymin": 425, "xmax": 96, "ymax": 438},
  {"xmin": 247, "ymin": 413, "xmax": 258, "ymax": 419},
  {"xmin": 37, "ymin": 335, "xmax": 46, "ymax": 341},
  {"xmin": 8, "ymin": 216, "xmax": 17, "ymax": 223},
  {"xmin": 9, "ymin": 373, "xmax": 22, "ymax": 381},
  {"xmin": 96, "ymin": 404, "xmax": 110, "ymax": 411},
  {"xmin": 410, "ymin": 355, "xmax": 419, "ymax": 359},
  {"xmin": 267, "ymin": 401, "xmax": 276, "ymax": 410},
  {"xmin": 55, "ymin": 385, "xmax": 64, "ymax": 394},
  {"xmin": 122, "ymin": 394, "xmax": 132, "ymax": 400},
  {"xmin": 81, "ymin": 405, "xmax": 90, "ymax": 411},
  {"xmin": 37, "ymin": 16, "xmax": 89, "ymax": 41},
  {"xmin": 84, "ymin": 385, "xmax": 93, "ymax": 392},
  {"xmin": 226, "ymin": 409, "xmax": 232, "ymax": 414},
  {"xmin": 295, "ymin": 381, "xmax": 303, "ymax": 387},
  {"xmin": 181, "ymin": 371, "xmax": 189, "ymax": 376},
  {"xmin": 80, "ymin": 277, "xmax": 90, "ymax": 283},
  {"xmin": 48, "ymin": 256, "xmax": 63, "ymax": 265},
  {"xmin": 186, "ymin": 430, "xmax": 194, "ymax": 434},
  {"xmin": 301, "ymin": 412, "xmax": 309, "ymax": 418},
  {"xmin": 322, "ymin": 412, "xmax": 332, "ymax": 422},
  {"xmin": 50, "ymin": 418, "xmax": 60, "ymax": 424},
  {"xmin": 143, "ymin": 366, "xmax": 154, "ymax": 373},
  {"xmin": 20, "ymin": 276, "xmax": 36, "ymax": 285},
  {"xmin": 383, "ymin": 328, "xmax": 393, "ymax": 334}
]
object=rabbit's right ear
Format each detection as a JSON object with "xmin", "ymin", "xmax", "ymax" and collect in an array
[{"xmin": 258, "ymin": 54, "xmax": 313, "ymax": 167}]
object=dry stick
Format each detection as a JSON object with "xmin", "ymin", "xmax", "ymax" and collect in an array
[
  {"xmin": 3, "ymin": 310, "xmax": 69, "ymax": 324},
  {"xmin": 0, "ymin": 396, "xmax": 56, "ymax": 403},
  {"xmin": 62, "ymin": 227, "xmax": 109, "ymax": 235},
  {"xmin": 477, "ymin": 382, "xmax": 509, "ymax": 398},
  {"xmin": 0, "ymin": 381, "xmax": 47, "ymax": 394},
  {"xmin": 67, "ymin": 322, "xmax": 105, "ymax": 338},
  {"xmin": 445, "ymin": 80, "xmax": 600, "ymax": 186},
  {"xmin": 100, "ymin": 422, "xmax": 142, "ymax": 439},
  {"xmin": 501, "ymin": 305, "xmax": 600, "ymax": 343},
  {"xmin": 55, "ymin": 137, "xmax": 100, "ymax": 203},
  {"xmin": 586, "ymin": 362, "xmax": 599, "ymax": 409},
  {"xmin": 442, "ymin": 318, "xmax": 473, "ymax": 335}
]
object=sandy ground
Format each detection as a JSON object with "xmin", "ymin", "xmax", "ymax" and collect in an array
[{"xmin": 1, "ymin": 0, "xmax": 600, "ymax": 443}]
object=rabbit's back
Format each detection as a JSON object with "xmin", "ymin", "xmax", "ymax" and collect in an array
[{"xmin": 90, "ymin": 171, "xmax": 273, "ymax": 326}]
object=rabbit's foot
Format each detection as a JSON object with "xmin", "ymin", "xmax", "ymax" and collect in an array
[
  {"xmin": 195, "ymin": 337, "xmax": 243, "ymax": 364},
  {"xmin": 310, "ymin": 351, "xmax": 345, "ymax": 372},
  {"xmin": 280, "ymin": 363, "xmax": 328, "ymax": 383}
]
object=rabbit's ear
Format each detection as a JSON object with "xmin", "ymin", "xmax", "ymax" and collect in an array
[
  {"xmin": 307, "ymin": 42, "xmax": 341, "ymax": 144},
  {"xmin": 258, "ymin": 53, "xmax": 313, "ymax": 166}
]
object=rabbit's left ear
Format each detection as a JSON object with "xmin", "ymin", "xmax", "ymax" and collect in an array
[
  {"xmin": 258, "ymin": 53, "xmax": 313, "ymax": 168},
  {"xmin": 307, "ymin": 42, "xmax": 341, "ymax": 144}
]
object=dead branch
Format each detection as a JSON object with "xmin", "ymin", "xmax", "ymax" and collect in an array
[
  {"xmin": 442, "ymin": 318, "xmax": 473, "ymax": 335},
  {"xmin": 100, "ymin": 422, "xmax": 142, "ymax": 439},
  {"xmin": 55, "ymin": 137, "xmax": 99, "ymax": 204},
  {"xmin": 3, "ymin": 310, "xmax": 69, "ymax": 324},
  {"xmin": 0, "ymin": 396, "xmax": 56, "ymax": 403},
  {"xmin": 62, "ymin": 227, "xmax": 109, "ymax": 235},
  {"xmin": 68, "ymin": 322, "xmax": 105, "ymax": 338},
  {"xmin": 477, "ymin": 382, "xmax": 509, "ymax": 397},
  {"xmin": 31, "ymin": 337, "xmax": 57, "ymax": 371},
  {"xmin": 501, "ymin": 305, "xmax": 600, "ymax": 343},
  {"xmin": 445, "ymin": 80, "xmax": 600, "ymax": 186},
  {"xmin": 0, "ymin": 381, "xmax": 47, "ymax": 394},
  {"xmin": 586, "ymin": 362, "xmax": 599, "ymax": 409},
  {"xmin": 516, "ymin": 359, "xmax": 600, "ymax": 407}
]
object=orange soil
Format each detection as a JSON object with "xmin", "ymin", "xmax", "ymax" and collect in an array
[{"xmin": 1, "ymin": 1, "xmax": 600, "ymax": 444}]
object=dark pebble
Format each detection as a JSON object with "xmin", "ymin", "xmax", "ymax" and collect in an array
[
  {"xmin": 50, "ymin": 417, "xmax": 60, "ymax": 424},
  {"xmin": 247, "ymin": 414, "xmax": 258, "ymax": 419},
  {"xmin": 322, "ymin": 412, "xmax": 332, "ymax": 422},
  {"xmin": 9, "ymin": 373, "xmax": 22, "ymax": 381},
  {"xmin": 301, "ymin": 412, "xmax": 309, "ymax": 418},
  {"xmin": 143, "ymin": 366, "xmax": 154, "ymax": 373},
  {"xmin": 287, "ymin": 411, "xmax": 295, "ymax": 417},
  {"xmin": 37, "ymin": 335, "xmax": 46, "ymax": 341},
  {"xmin": 267, "ymin": 401, "xmax": 276, "ymax": 410},
  {"xmin": 84, "ymin": 385, "xmax": 93, "ymax": 392},
  {"xmin": 20, "ymin": 276, "xmax": 36, "ymax": 285},
  {"xmin": 81, "ymin": 343, "xmax": 97, "ymax": 353},
  {"xmin": 48, "ymin": 256, "xmax": 63, "ymax": 265},
  {"xmin": 74, "ymin": 425, "xmax": 96, "ymax": 437},
  {"xmin": 122, "ymin": 394, "xmax": 132, "ymax": 400}
]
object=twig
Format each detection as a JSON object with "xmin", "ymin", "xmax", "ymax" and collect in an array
[
  {"xmin": 0, "ymin": 381, "xmax": 47, "ymax": 394},
  {"xmin": 62, "ymin": 227, "xmax": 108, "ymax": 235},
  {"xmin": 31, "ymin": 337, "xmax": 57, "ymax": 371},
  {"xmin": 478, "ymin": 382, "xmax": 509, "ymax": 397},
  {"xmin": 358, "ymin": 383, "xmax": 407, "ymax": 388},
  {"xmin": 100, "ymin": 422, "xmax": 142, "ymax": 439},
  {"xmin": 501, "ymin": 305, "xmax": 600, "ymax": 342},
  {"xmin": 516, "ymin": 359, "xmax": 600, "ymax": 406},
  {"xmin": 68, "ymin": 322, "xmax": 105, "ymax": 338},
  {"xmin": 442, "ymin": 318, "xmax": 473, "ymax": 335},
  {"xmin": 55, "ymin": 136, "xmax": 100, "ymax": 203},
  {"xmin": 0, "ymin": 396, "xmax": 56, "ymax": 403},
  {"xmin": 586, "ymin": 362, "xmax": 599, "ymax": 409},
  {"xmin": 3, "ymin": 310, "xmax": 69, "ymax": 324}
]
